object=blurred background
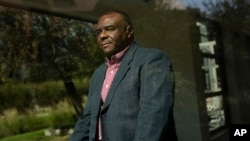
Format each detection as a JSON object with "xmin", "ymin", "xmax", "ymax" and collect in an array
[{"xmin": 0, "ymin": 0, "xmax": 249, "ymax": 141}]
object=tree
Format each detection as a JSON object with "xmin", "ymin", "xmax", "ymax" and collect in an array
[
  {"xmin": 0, "ymin": 7, "xmax": 103, "ymax": 117},
  {"xmin": 202, "ymin": 0, "xmax": 250, "ymax": 35}
]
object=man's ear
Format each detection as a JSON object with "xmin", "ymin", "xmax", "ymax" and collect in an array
[{"xmin": 127, "ymin": 25, "xmax": 134, "ymax": 38}]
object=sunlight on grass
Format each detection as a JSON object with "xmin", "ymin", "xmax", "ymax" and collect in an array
[
  {"xmin": 0, "ymin": 80, "xmax": 85, "ymax": 139},
  {"xmin": 0, "ymin": 129, "xmax": 70, "ymax": 141},
  {"xmin": 0, "ymin": 129, "xmax": 47, "ymax": 141}
]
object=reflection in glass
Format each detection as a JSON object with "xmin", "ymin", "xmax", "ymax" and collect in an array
[
  {"xmin": 202, "ymin": 58, "xmax": 222, "ymax": 93},
  {"xmin": 206, "ymin": 96, "xmax": 225, "ymax": 131}
]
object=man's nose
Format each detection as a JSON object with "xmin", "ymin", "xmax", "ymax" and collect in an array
[{"xmin": 99, "ymin": 30, "xmax": 108, "ymax": 40}]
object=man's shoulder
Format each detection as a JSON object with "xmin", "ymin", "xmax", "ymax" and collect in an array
[
  {"xmin": 95, "ymin": 63, "xmax": 106, "ymax": 72},
  {"xmin": 134, "ymin": 45, "xmax": 170, "ymax": 60},
  {"xmin": 90, "ymin": 63, "xmax": 106, "ymax": 78},
  {"xmin": 137, "ymin": 46, "xmax": 164, "ymax": 54}
]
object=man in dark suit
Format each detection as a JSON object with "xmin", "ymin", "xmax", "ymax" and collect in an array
[{"xmin": 69, "ymin": 10, "xmax": 178, "ymax": 141}]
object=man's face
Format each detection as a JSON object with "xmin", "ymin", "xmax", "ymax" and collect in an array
[{"xmin": 95, "ymin": 13, "xmax": 133, "ymax": 57}]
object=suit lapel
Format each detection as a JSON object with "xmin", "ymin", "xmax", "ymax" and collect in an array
[
  {"xmin": 96, "ymin": 63, "xmax": 107, "ymax": 95},
  {"xmin": 101, "ymin": 43, "xmax": 138, "ymax": 112},
  {"xmin": 93, "ymin": 64, "xmax": 106, "ymax": 113}
]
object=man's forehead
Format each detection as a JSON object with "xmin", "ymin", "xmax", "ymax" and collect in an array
[
  {"xmin": 100, "ymin": 12, "xmax": 123, "ymax": 20},
  {"xmin": 96, "ymin": 13, "xmax": 123, "ymax": 28}
]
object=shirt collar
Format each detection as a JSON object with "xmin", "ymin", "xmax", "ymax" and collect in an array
[{"xmin": 105, "ymin": 46, "xmax": 130, "ymax": 66}]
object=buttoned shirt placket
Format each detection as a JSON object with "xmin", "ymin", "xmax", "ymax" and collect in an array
[{"xmin": 98, "ymin": 46, "xmax": 130, "ymax": 140}]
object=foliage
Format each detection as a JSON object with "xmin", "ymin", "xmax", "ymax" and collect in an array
[
  {"xmin": 202, "ymin": 0, "xmax": 250, "ymax": 34},
  {"xmin": 0, "ymin": 128, "xmax": 70, "ymax": 141},
  {"xmin": 0, "ymin": 129, "xmax": 47, "ymax": 141},
  {"xmin": 0, "ymin": 80, "xmax": 88, "ymax": 113},
  {"xmin": 0, "ymin": 108, "xmax": 48, "ymax": 138},
  {"xmin": 0, "ymin": 6, "xmax": 104, "ymax": 116},
  {"xmin": 0, "ymin": 7, "xmax": 103, "ymax": 83},
  {"xmin": 0, "ymin": 100, "xmax": 75, "ymax": 138}
]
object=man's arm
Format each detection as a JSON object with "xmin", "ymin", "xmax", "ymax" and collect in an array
[
  {"xmin": 69, "ymin": 74, "xmax": 98, "ymax": 141},
  {"xmin": 134, "ymin": 51, "xmax": 175, "ymax": 141},
  {"xmin": 69, "ymin": 109, "xmax": 91, "ymax": 141}
]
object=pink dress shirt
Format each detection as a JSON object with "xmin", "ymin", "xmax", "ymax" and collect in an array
[{"xmin": 98, "ymin": 46, "xmax": 130, "ymax": 140}]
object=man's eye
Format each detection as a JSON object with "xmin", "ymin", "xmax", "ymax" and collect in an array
[{"xmin": 106, "ymin": 26, "xmax": 115, "ymax": 30}]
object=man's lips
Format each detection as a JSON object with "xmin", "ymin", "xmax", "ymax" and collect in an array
[{"xmin": 101, "ymin": 43, "xmax": 111, "ymax": 48}]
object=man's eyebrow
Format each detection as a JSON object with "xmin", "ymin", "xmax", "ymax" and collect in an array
[
  {"xmin": 104, "ymin": 25, "xmax": 116, "ymax": 29},
  {"xmin": 95, "ymin": 25, "xmax": 116, "ymax": 31}
]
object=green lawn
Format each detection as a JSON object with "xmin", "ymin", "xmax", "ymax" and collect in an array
[{"xmin": 0, "ymin": 129, "xmax": 70, "ymax": 141}]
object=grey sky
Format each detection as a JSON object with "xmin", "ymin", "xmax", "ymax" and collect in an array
[{"xmin": 178, "ymin": 0, "xmax": 218, "ymax": 11}]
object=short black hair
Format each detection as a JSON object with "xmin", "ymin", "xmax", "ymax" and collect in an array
[{"xmin": 101, "ymin": 10, "xmax": 133, "ymax": 26}]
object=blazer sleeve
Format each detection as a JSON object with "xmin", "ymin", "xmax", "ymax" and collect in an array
[
  {"xmin": 69, "ymin": 74, "xmax": 97, "ymax": 141},
  {"xmin": 69, "ymin": 109, "xmax": 91, "ymax": 141},
  {"xmin": 133, "ymin": 51, "xmax": 175, "ymax": 141},
  {"xmin": 68, "ymin": 93, "xmax": 93, "ymax": 141}
]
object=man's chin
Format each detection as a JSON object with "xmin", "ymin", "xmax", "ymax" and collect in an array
[
  {"xmin": 102, "ymin": 48, "xmax": 114, "ymax": 56},
  {"xmin": 103, "ymin": 52, "xmax": 113, "ymax": 58}
]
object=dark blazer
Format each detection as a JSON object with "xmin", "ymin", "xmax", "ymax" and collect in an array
[{"xmin": 69, "ymin": 43, "xmax": 178, "ymax": 141}]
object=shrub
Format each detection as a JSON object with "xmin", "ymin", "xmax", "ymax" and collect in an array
[
  {"xmin": 0, "ymin": 79, "xmax": 88, "ymax": 138},
  {"xmin": 0, "ymin": 79, "xmax": 89, "ymax": 113},
  {"xmin": 0, "ymin": 101, "xmax": 75, "ymax": 138},
  {"xmin": 50, "ymin": 100, "xmax": 76, "ymax": 128}
]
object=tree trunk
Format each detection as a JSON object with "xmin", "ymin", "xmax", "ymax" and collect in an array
[{"xmin": 64, "ymin": 81, "xmax": 84, "ymax": 118}]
